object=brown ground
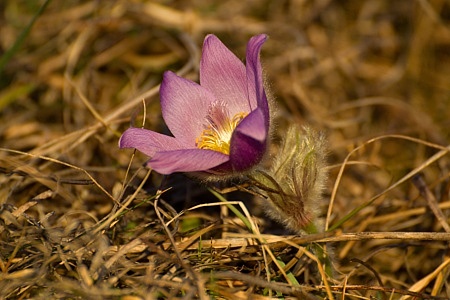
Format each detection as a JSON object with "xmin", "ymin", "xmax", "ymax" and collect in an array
[{"xmin": 1, "ymin": 0, "xmax": 450, "ymax": 299}]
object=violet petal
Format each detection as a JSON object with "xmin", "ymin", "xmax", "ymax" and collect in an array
[
  {"xmin": 119, "ymin": 127, "xmax": 183, "ymax": 157},
  {"xmin": 200, "ymin": 35, "xmax": 251, "ymax": 116},
  {"xmin": 160, "ymin": 71, "xmax": 216, "ymax": 146},
  {"xmin": 229, "ymin": 108, "xmax": 267, "ymax": 171},
  {"xmin": 246, "ymin": 34, "xmax": 269, "ymax": 128},
  {"xmin": 148, "ymin": 149, "xmax": 229, "ymax": 174}
]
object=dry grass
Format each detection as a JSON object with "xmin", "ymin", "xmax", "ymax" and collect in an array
[{"xmin": 1, "ymin": 0, "xmax": 450, "ymax": 299}]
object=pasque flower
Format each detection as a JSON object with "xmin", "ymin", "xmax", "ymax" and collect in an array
[{"xmin": 119, "ymin": 34, "xmax": 269, "ymax": 176}]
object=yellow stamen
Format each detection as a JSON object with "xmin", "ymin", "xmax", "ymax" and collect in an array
[{"xmin": 196, "ymin": 103, "xmax": 247, "ymax": 155}]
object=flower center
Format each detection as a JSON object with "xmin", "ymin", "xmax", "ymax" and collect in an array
[{"xmin": 195, "ymin": 102, "xmax": 247, "ymax": 155}]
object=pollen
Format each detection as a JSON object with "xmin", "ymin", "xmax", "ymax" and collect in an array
[{"xmin": 196, "ymin": 102, "xmax": 247, "ymax": 155}]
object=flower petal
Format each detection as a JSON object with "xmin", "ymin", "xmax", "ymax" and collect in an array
[
  {"xmin": 160, "ymin": 71, "xmax": 215, "ymax": 146},
  {"xmin": 200, "ymin": 35, "xmax": 250, "ymax": 116},
  {"xmin": 148, "ymin": 149, "xmax": 229, "ymax": 174},
  {"xmin": 229, "ymin": 108, "xmax": 267, "ymax": 171},
  {"xmin": 246, "ymin": 34, "xmax": 269, "ymax": 128},
  {"xmin": 119, "ymin": 127, "xmax": 184, "ymax": 157}
]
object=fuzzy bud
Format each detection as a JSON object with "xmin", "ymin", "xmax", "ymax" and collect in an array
[{"xmin": 251, "ymin": 125, "xmax": 327, "ymax": 233}]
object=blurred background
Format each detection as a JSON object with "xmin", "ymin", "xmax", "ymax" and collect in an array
[{"xmin": 1, "ymin": 0, "xmax": 449, "ymax": 298}]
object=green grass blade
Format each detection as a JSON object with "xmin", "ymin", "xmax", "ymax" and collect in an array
[
  {"xmin": 208, "ymin": 188, "xmax": 253, "ymax": 231},
  {"xmin": 0, "ymin": 0, "xmax": 52, "ymax": 77},
  {"xmin": 327, "ymin": 197, "xmax": 378, "ymax": 232}
]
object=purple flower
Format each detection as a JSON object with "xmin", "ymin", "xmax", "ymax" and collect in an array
[{"xmin": 119, "ymin": 34, "xmax": 269, "ymax": 176}]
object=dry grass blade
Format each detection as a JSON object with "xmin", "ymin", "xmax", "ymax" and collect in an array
[
  {"xmin": 412, "ymin": 174, "xmax": 450, "ymax": 232},
  {"xmin": 401, "ymin": 257, "xmax": 450, "ymax": 300}
]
